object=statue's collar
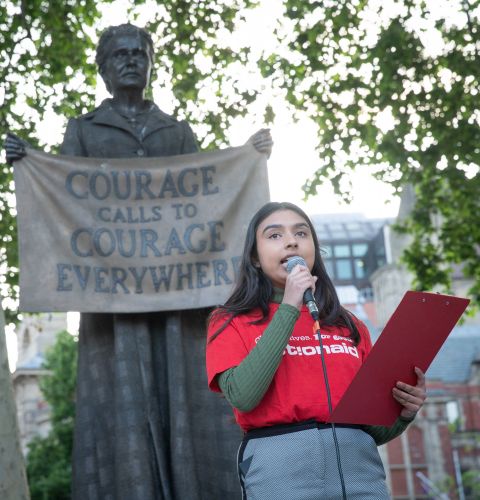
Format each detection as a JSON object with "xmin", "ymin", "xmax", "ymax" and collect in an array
[{"xmin": 91, "ymin": 99, "xmax": 177, "ymax": 138}]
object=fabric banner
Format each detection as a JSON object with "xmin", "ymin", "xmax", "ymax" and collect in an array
[{"xmin": 14, "ymin": 146, "xmax": 269, "ymax": 312}]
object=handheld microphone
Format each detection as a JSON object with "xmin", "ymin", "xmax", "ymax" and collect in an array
[{"xmin": 286, "ymin": 256, "xmax": 319, "ymax": 320}]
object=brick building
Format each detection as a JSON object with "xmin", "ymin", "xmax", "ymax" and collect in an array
[
  {"xmin": 376, "ymin": 325, "xmax": 480, "ymax": 499},
  {"xmin": 312, "ymin": 196, "xmax": 480, "ymax": 498},
  {"xmin": 367, "ymin": 186, "xmax": 480, "ymax": 499},
  {"xmin": 12, "ymin": 313, "xmax": 67, "ymax": 455}
]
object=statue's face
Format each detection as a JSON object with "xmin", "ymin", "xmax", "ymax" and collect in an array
[{"xmin": 101, "ymin": 34, "xmax": 152, "ymax": 95}]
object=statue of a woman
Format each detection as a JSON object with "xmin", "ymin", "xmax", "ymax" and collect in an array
[{"xmin": 6, "ymin": 24, "xmax": 272, "ymax": 500}]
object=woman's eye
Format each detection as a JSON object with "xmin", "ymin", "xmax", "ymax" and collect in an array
[
  {"xmin": 268, "ymin": 233, "xmax": 281, "ymax": 239},
  {"xmin": 297, "ymin": 231, "xmax": 307, "ymax": 237}
]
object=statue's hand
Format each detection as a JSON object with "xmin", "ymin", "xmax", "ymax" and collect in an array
[
  {"xmin": 246, "ymin": 128, "xmax": 273, "ymax": 159},
  {"xmin": 4, "ymin": 132, "xmax": 29, "ymax": 165}
]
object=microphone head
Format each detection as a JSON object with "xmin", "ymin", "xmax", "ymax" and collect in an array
[{"xmin": 286, "ymin": 256, "xmax": 307, "ymax": 273}]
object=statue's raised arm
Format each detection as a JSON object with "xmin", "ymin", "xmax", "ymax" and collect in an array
[
  {"xmin": 4, "ymin": 132, "xmax": 29, "ymax": 165},
  {"xmin": 247, "ymin": 127, "xmax": 273, "ymax": 158}
]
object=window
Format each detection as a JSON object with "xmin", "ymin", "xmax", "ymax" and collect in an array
[
  {"xmin": 347, "ymin": 229, "xmax": 365, "ymax": 237},
  {"xmin": 359, "ymin": 287, "xmax": 373, "ymax": 301},
  {"xmin": 446, "ymin": 401, "xmax": 461, "ymax": 430},
  {"xmin": 329, "ymin": 224, "xmax": 347, "ymax": 239},
  {"xmin": 324, "ymin": 259, "xmax": 334, "ymax": 277},
  {"xmin": 352, "ymin": 243, "xmax": 368, "ymax": 257},
  {"xmin": 345, "ymin": 223, "xmax": 365, "ymax": 238},
  {"xmin": 335, "ymin": 259, "xmax": 352, "ymax": 279},
  {"xmin": 321, "ymin": 245, "xmax": 332, "ymax": 257},
  {"xmin": 316, "ymin": 227, "xmax": 330, "ymax": 239},
  {"xmin": 333, "ymin": 244, "xmax": 350, "ymax": 257},
  {"xmin": 354, "ymin": 259, "xmax": 365, "ymax": 278}
]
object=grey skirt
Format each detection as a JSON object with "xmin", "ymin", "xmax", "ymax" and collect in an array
[{"xmin": 237, "ymin": 422, "xmax": 391, "ymax": 500}]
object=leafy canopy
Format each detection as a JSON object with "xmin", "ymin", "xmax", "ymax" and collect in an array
[
  {"xmin": 1, "ymin": 0, "xmax": 102, "ymax": 324},
  {"xmin": 260, "ymin": 0, "xmax": 480, "ymax": 305},
  {"xmin": 0, "ymin": 0, "xmax": 256, "ymax": 324}
]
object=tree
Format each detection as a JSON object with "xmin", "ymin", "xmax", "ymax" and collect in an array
[
  {"xmin": 462, "ymin": 469, "xmax": 480, "ymax": 498},
  {"xmin": 1, "ymin": 0, "xmax": 104, "ymax": 325},
  {"xmin": 0, "ymin": 305, "xmax": 29, "ymax": 500},
  {"xmin": 0, "ymin": 0, "xmax": 256, "ymax": 325},
  {"xmin": 260, "ymin": 0, "xmax": 480, "ymax": 306},
  {"xmin": 25, "ymin": 330, "xmax": 77, "ymax": 500},
  {"xmin": 4, "ymin": 0, "xmax": 480, "ymax": 317}
]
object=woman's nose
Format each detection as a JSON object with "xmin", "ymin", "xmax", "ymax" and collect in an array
[{"xmin": 285, "ymin": 235, "xmax": 298, "ymax": 248}]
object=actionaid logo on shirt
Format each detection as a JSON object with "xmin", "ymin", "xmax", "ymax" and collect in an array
[
  {"xmin": 283, "ymin": 333, "xmax": 359, "ymax": 359},
  {"xmin": 253, "ymin": 334, "xmax": 312, "ymax": 344}
]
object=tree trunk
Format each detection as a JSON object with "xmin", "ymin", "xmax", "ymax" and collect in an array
[{"xmin": 0, "ymin": 306, "xmax": 30, "ymax": 500}]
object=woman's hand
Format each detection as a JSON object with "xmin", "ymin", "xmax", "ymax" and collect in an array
[
  {"xmin": 282, "ymin": 264, "xmax": 317, "ymax": 310},
  {"xmin": 246, "ymin": 128, "xmax": 273, "ymax": 158},
  {"xmin": 4, "ymin": 133, "xmax": 29, "ymax": 165},
  {"xmin": 393, "ymin": 367, "xmax": 427, "ymax": 420}
]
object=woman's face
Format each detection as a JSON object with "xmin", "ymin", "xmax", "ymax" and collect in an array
[
  {"xmin": 254, "ymin": 209, "xmax": 316, "ymax": 288},
  {"xmin": 102, "ymin": 34, "xmax": 152, "ymax": 95}
]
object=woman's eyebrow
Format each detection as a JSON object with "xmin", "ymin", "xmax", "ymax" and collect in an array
[
  {"xmin": 262, "ymin": 224, "xmax": 284, "ymax": 234},
  {"xmin": 261, "ymin": 222, "xmax": 309, "ymax": 234}
]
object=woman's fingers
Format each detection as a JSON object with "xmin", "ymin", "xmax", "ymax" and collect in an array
[{"xmin": 394, "ymin": 367, "xmax": 427, "ymax": 419}]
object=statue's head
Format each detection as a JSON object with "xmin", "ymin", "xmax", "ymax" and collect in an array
[{"xmin": 96, "ymin": 24, "xmax": 154, "ymax": 95}]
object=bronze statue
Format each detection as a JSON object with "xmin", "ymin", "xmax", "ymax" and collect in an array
[{"xmin": 6, "ymin": 24, "xmax": 272, "ymax": 500}]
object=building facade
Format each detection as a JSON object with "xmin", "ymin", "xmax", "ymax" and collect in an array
[
  {"xmin": 312, "ymin": 201, "xmax": 480, "ymax": 498},
  {"xmin": 367, "ymin": 189, "xmax": 480, "ymax": 499},
  {"xmin": 311, "ymin": 213, "xmax": 392, "ymax": 303},
  {"xmin": 12, "ymin": 313, "xmax": 67, "ymax": 455}
]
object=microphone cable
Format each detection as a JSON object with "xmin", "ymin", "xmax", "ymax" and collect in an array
[{"xmin": 313, "ymin": 319, "xmax": 348, "ymax": 500}]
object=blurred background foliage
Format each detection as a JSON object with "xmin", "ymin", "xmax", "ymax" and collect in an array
[{"xmin": 25, "ymin": 330, "xmax": 77, "ymax": 499}]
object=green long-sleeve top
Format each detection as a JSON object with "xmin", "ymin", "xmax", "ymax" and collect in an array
[{"xmin": 217, "ymin": 291, "xmax": 413, "ymax": 446}]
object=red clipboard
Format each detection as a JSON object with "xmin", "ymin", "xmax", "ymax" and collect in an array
[{"xmin": 328, "ymin": 291, "xmax": 470, "ymax": 426}]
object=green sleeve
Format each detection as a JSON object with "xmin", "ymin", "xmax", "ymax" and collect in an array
[
  {"xmin": 217, "ymin": 304, "xmax": 299, "ymax": 412},
  {"xmin": 362, "ymin": 416, "xmax": 414, "ymax": 446}
]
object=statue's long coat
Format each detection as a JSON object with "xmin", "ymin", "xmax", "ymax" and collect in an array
[{"xmin": 61, "ymin": 99, "xmax": 241, "ymax": 500}]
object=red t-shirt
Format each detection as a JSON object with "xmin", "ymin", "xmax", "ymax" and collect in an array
[{"xmin": 206, "ymin": 303, "xmax": 372, "ymax": 431}]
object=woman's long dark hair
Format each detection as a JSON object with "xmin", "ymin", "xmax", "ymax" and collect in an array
[{"xmin": 208, "ymin": 202, "xmax": 360, "ymax": 344}]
